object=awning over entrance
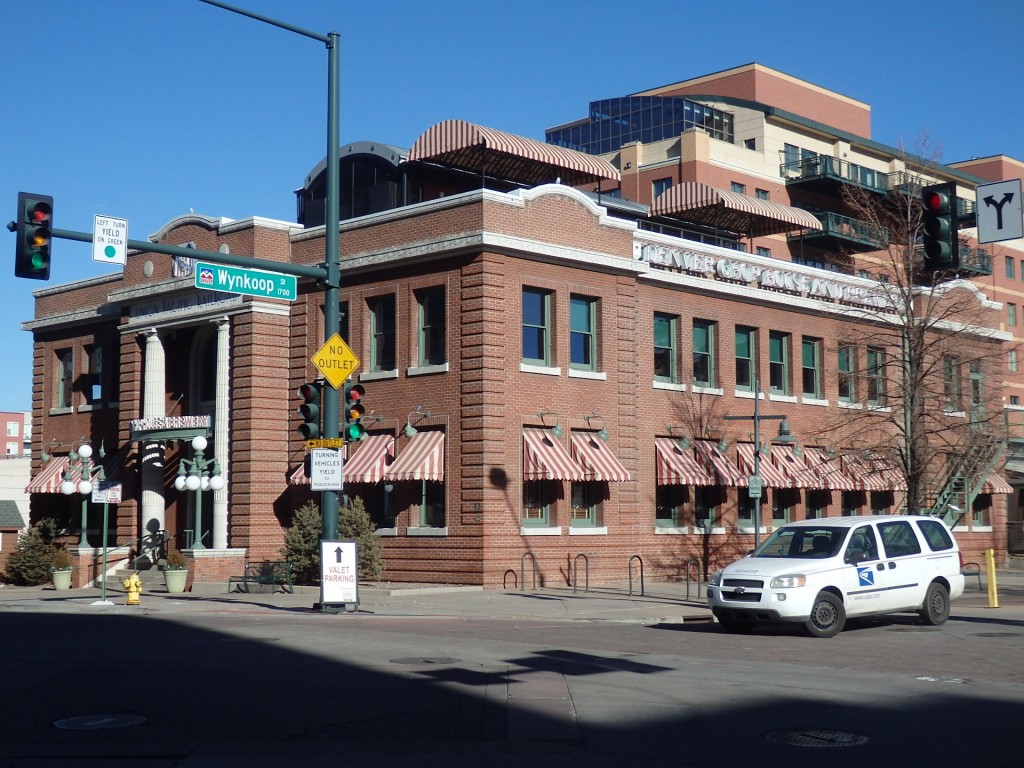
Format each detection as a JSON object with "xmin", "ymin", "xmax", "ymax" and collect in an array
[
  {"xmin": 408, "ymin": 119, "xmax": 620, "ymax": 188},
  {"xmin": 650, "ymin": 182, "xmax": 823, "ymax": 237},
  {"xmin": 840, "ymin": 453, "xmax": 887, "ymax": 492},
  {"xmin": 981, "ymin": 474, "xmax": 1013, "ymax": 494},
  {"xmin": 736, "ymin": 443, "xmax": 791, "ymax": 488},
  {"xmin": 25, "ymin": 457, "xmax": 69, "ymax": 494},
  {"xmin": 655, "ymin": 438, "xmax": 715, "ymax": 486},
  {"xmin": 570, "ymin": 434, "xmax": 630, "ymax": 482},
  {"xmin": 694, "ymin": 440, "xmax": 748, "ymax": 486},
  {"xmin": 344, "ymin": 434, "xmax": 395, "ymax": 484},
  {"xmin": 523, "ymin": 429, "xmax": 586, "ymax": 481},
  {"xmin": 772, "ymin": 445, "xmax": 822, "ymax": 489},
  {"xmin": 802, "ymin": 448, "xmax": 858, "ymax": 491},
  {"xmin": 384, "ymin": 430, "xmax": 445, "ymax": 482}
]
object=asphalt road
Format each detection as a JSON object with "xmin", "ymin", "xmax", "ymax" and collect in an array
[{"xmin": 0, "ymin": 579, "xmax": 1021, "ymax": 767}]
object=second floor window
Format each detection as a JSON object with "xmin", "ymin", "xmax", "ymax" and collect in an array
[
  {"xmin": 802, "ymin": 337, "xmax": 822, "ymax": 398},
  {"xmin": 1010, "ymin": 303, "xmax": 1018, "ymax": 327},
  {"xmin": 416, "ymin": 286, "xmax": 446, "ymax": 366},
  {"xmin": 943, "ymin": 355, "xmax": 961, "ymax": 409},
  {"xmin": 368, "ymin": 294, "xmax": 396, "ymax": 372},
  {"xmin": 769, "ymin": 331, "xmax": 789, "ymax": 395},
  {"xmin": 866, "ymin": 347, "xmax": 886, "ymax": 406},
  {"xmin": 693, "ymin": 319, "xmax": 716, "ymax": 387},
  {"xmin": 85, "ymin": 345, "xmax": 104, "ymax": 405},
  {"xmin": 735, "ymin": 326, "xmax": 756, "ymax": 391},
  {"xmin": 653, "ymin": 313, "xmax": 677, "ymax": 382},
  {"xmin": 522, "ymin": 287, "xmax": 552, "ymax": 366},
  {"xmin": 838, "ymin": 345, "xmax": 855, "ymax": 402},
  {"xmin": 570, "ymin": 294, "xmax": 597, "ymax": 371},
  {"xmin": 57, "ymin": 349, "xmax": 73, "ymax": 409}
]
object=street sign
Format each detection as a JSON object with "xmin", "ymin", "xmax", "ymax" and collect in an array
[
  {"xmin": 305, "ymin": 438, "xmax": 346, "ymax": 450},
  {"xmin": 92, "ymin": 215, "xmax": 128, "ymax": 265},
  {"xmin": 976, "ymin": 179, "xmax": 1023, "ymax": 244},
  {"xmin": 319, "ymin": 539, "xmax": 359, "ymax": 607},
  {"xmin": 311, "ymin": 332, "xmax": 360, "ymax": 389},
  {"xmin": 309, "ymin": 448, "xmax": 343, "ymax": 491},
  {"xmin": 194, "ymin": 261, "xmax": 297, "ymax": 301},
  {"xmin": 747, "ymin": 475, "xmax": 763, "ymax": 499},
  {"xmin": 92, "ymin": 481, "xmax": 123, "ymax": 504}
]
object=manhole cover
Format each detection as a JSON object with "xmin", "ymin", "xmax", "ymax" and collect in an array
[
  {"xmin": 55, "ymin": 714, "xmax": 147, "ymax": 730},
  {"xmin": 390, "ymin": 656, "xmax": 460, "ymax": 665},
  {"xmin": 765, "ymin": 729, "xmax": 870, "ymax": 748}
]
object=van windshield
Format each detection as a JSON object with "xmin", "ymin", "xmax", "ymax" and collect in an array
[{"xmin": 751, "ymin": 526, "xmax": 847, "ymax": 559}]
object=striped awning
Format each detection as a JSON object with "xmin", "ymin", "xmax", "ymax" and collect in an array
[
  {"xmin": 981, "ymin": 473, "xmax": 1013, "ymax": 494},
  {"xmin": 694, "ymin": 440, "xmax": 748, "ymax": 487},
  {"xmin": 772, "ymin": 445, "xmax": 822, "ymax": 489},
  {"xmin": 840, "ymin": 453, "xmax": 887, "ymax": 491},
  {"xmin": 384, "ymin": 430, "xmax": 445, "ymax": 482},
  {"xmin": 523, "ymin": 429, "xmax": 586, "ymax": 481},
  {"xmin": 570, "ymin": 434, "xmax": 630, "ymax": 482},
  {"xmin": 870, "ymin": 458, "xmax": 907, "ymax": 492},
  {"xmin": 289, "ymin": 462, "xmax": 310, "ymax": 486},
  {"xmin": 736, "ymin": 443, "xmax": 791, "ymax": 488},
  {"xmin": 25, "ymin": 457, "xmax": 70, "ymax": 494},
  {"xmin": 802, "ymin": 448, "xmax": 858, "ymax": 491},
  {"xmin": 408, "ymin": 119, "xmax": 620, "ymax": 187},
  {"xmin": 344, "ymin": 434, "xmax": 395, "ymax": 484},
  {"xmin": 655, "ymin": 438, "xmax": 715, "ymax": 486},
  {"xmin": 651, "ymin": 182, "xmax": 823, "ymax": 237}
]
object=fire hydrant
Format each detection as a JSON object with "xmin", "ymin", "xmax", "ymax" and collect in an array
[{"xmin": 123, "ymin": 572, "xmax": 142, "ymax": 606}]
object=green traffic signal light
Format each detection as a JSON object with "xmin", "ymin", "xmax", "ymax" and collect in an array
[
  {"xmin": 297, "ymin": 382, "xmax": 322, "ymax": 439},
  {"xmin": 343, "ymin": 382, "xmax": 366, "ymax": 442},
  {"xmin": 14, "ymin": 192, "xmax": 52, "ymax": 280},
  {"xmin": 921, "ymin": 182, "xmax": 958, "ymax": 271}
]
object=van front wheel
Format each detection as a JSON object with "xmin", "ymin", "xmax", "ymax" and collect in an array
[{"xmin": 804, "ymin": 592, "xmax": 846, "ymax": 638}]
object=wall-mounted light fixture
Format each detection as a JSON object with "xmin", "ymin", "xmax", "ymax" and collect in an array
[
  {"xmin": 583, "ymin": 413, "xmax": 609, "ymax": 441},
  {"xmin": 537, "ymin": 410, "xmax": 562, "ymax": 439},
  {"xmin": 404, "ymin": 406, "xmax": 431, "ymax": 438}
]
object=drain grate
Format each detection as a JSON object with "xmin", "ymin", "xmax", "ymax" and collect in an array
[
  {"xmin": 55, "ymin": 714, "xmax": 147, "ymax": 730},
  {"xmin": 390, "ymin": 656, "xmax": 460, "ymax": 665},
  {"xmin": 765, "ymin": 729, "xmax": 870, "ymax": 748}
]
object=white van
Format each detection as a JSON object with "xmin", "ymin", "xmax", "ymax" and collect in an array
[{"xmin": 706, "ymin": 516, "xmax": 965, "ymax": 638}]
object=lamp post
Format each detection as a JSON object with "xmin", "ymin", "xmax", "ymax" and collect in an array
[
  {"xmin": 174, "ymin": 435, "xmax": 225, "ymax": 550},
  {"xmin": 61, "ymin": 443, "xmax": 104, "ymax": 548},
  {"xmin": 723, "ymin": 380, "xmax": 798, "ymax": 550}
]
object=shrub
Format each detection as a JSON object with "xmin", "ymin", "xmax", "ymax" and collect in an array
[
  {"xmin": 52, "ymin": 547, "xmax": 73, "ymax": 570},
  {"xmin": 4, "ymin": 523, "xmax": 58, "ymax": 586},
  {"xmin": 165, "ymin": 548, "xmax": 188, "ymax": 570},
  {"xmin": 281, "ymin": 497, "xmax": 385, "ymax": 585}
]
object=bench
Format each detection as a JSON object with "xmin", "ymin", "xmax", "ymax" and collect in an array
[
  {"xmin": 228, "ymin": 560, "xmax": 294, "ymax": 594},
  {"xmin": 962, "ymin": 562, "xmax": 982, "ymax": 591}
]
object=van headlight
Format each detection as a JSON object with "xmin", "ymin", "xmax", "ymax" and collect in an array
[
  {"xmin": 770, "ymin": 574, "xmax": 807, "ymax": 588},
  {"xmin": 708, "ymin": 570, "xmax": 722, "ymax": 586}
]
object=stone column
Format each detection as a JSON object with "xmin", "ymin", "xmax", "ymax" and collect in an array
[
  {"xmin": 140, "ymin": 328, "xmax": 166, "ymax": 544},
  {"xmin": 212, "ymin": 317, "xmax": 231, "ymax": 549}
]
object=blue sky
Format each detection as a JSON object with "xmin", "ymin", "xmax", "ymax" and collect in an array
[{"xmin": 2, "ymin": 0, "xmax": 1022, "ymax": 411}]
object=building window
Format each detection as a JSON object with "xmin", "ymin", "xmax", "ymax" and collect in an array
[
  {"xmin": 656, "ymin": 484, "xmax": 687, "ymax": 527},
  {"xmin": 693, "ymin": 319, "xmax": 716, "ymax": 387},
  {"xmin": 6, "ymin": 421, "xmax": 17, "ymax": 437},
  {"xmin": 841, "ymin": 491, "xmax": 863, "ymax": 516},
  {"xmin": 943, "ymin": 356, "xmax": 961, "ymax": 410},
  {"xmin": 755, "ymin": 188, "xmax": 770, "ymax": 200},
  {"xmin": 56, "ymin": 349, "xmax": 73, "ymax": 409},
  {"xmin": 570, "ymin": 294, "xmax": 598, "ymax": 371},
  {"xmin": 755, "ymin": 247, "xmax": 771, "ymax": 259},
  {"xmin": 768, "ymin": 331, "xmax": 790, "ymax": 395},
  {"xmin": 1009, "ymin": 303, "xmax": 1018, "ymax": 327},
  {"xmin": 419, "ymin": 480, "xmax": 445, "ymax": 529},
  {"xmin": 972, "ymin": 494, "xmax": 992, "ymax": 528},
  {"xmin": 866, "ymin": 347, "xmax": 886, "ymax": 406},
  {"xmin": 368, "ymin": 294, "xmax": 396, "ymax": 372},
  {"xmin": 85, "ymin": 345, "xmax": 104, "ymax": 405},
  {"xmin": 970, "ymin": 360, "xmax": 984, "ymax": 420},
  {"xmin": 653, "ymin": 313, "xmax": 678, "ymax": 382},
  {"xmin": 694, "ymin": 486, "xmax": 718, "ymax": 530},
  {"xmin": 731, "ymin": 182, "xmax": 746, "ymax": 194},
  {"xmin": 1011, "ymin": 350, "xmax": 1019, "ymax": 374},
  {"xmin": 1011, "ymin": 396, "xmax": 1021, "ymax": 406},
  {"xmin": 523, "ymin": 480, "xmax": 556, "ymax": 526},
  {"xmin": 838, "ymin": 345, "xmax": 856, "ymax": 403},
  {"xmin": 571, "ymin": 482, "xmax": 604, "ymax": 527},
  {"xmin": 652, "ymin": 177, "xmax": 672, "ymax": 198},
  {"xmin": 735, "ymin": 326, "xmax": 757, "ymax": 392},
  {"xmin": 772, "ymin": 488, "xmax": 796, "ymax": 526},
  {"xmin": 802, "ymin": 337, "xmax": 822, "ymax": 398},
  {"xmin": 1007, "ymin": 256, "xmax": 1016, "ymax": 279},
  {"xmin": 806, "ymin": 489, "xmax": 829, "ymax": 519},
  {"xmin": 522, "ymin": 287, "xmax": 552, "ymax": 366},
  {"xmin": 416, "ymin": 286, "xmax": 446, "ymax": 366},
  {"xmin": 744, "ymin": 138, "xmax": 756, "ymax": 150}
]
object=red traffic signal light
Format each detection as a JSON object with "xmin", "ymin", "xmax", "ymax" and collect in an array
[
  {"xmin": 921, "ymin": 182, "xmax": 958, "ymax": 271},
  {"xmin": 14, "ymin": 192, "xmax": 52, "ymax": 280}
]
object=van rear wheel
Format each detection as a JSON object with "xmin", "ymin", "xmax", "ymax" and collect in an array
[{"xmin": 920, "ymin": 583, "xmax": 950, "ymax": 626}]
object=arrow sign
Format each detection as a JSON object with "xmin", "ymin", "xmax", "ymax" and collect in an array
[
  {"xmin": 319, "ymin": 539, "xmax": 359, "ymax": 607},
  {"xmin": 976, "ymin": 179, "xmax": 1023, "ymax": 244}
]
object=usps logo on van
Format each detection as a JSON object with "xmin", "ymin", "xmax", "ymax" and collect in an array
[{"xmin": 857, "ymin": 567, "xmax": 874, "ymax": 587}]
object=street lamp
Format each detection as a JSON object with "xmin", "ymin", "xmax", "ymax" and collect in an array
[
  {"xmin": 723, "ymin": 380, "xmax": 798, "ymax": 550},
  {"xmin": 61, "ymin": 442, "xmax": 104, "ymax": 547},
  {"xmin": 174, "ymin": 435, "xmax": 225, "ymax": 550}
]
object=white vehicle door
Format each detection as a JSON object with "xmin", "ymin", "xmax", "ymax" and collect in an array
[
  {"xmin": 840, "ymin": 524, "xmax": 896, "ymax": 615},
  {"xmin": 875, "ymin": 519, "xmax": 929, "ymax": 610}
]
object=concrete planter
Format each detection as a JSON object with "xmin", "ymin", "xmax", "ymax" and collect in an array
[
  {"xmin": 51, "ymin": 568, "xmax": 73, "ymax": 591},
  {"xmin": 164, "ymin": 568, "xmax": 188, "ymax": 593}
]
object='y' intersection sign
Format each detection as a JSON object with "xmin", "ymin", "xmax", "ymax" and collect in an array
[{"xmin": 194, "ymin": 261, "xmax": 297, "ymax": 301}]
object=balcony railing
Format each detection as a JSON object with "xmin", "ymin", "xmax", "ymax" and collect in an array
[
  {"xmin": 781, "ymin": 157, "xmax": 890, "ymax": 194},
  {"xmin": 788, "ymin": 211, "xmax": 889, "ymax": 251}
]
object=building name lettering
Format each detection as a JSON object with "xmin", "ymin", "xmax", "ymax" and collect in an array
[
  {"xmin": 131, "ymin": 291, "xmax": 240, "ymax": 320},
  {"xmin": 638, "ymin": 242, "xmax": 887, "ymax": 308},
  {"xmin": 131, "ymin": 415, "xmax": 211, "ymax": 432}
]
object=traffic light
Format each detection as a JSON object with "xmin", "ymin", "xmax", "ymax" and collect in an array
[
  {"xmin": 13, "ymin": 192, "xmax": 53, "ymax": 280},
  {"xmin": 297, "ymin": 382, "xmax": 322, "ymax": 439},
  {"xmin": 921, "ymin": 182, "xmax": 958, "ymax": 271},
  {"xmin": 343, "ymin": 382, "xmax": 366, "ymax": 442}
]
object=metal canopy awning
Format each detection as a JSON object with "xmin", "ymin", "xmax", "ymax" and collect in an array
[
  {"xmin": 651, "ymin": 182, "xmax": 822, "ymax": 237},
  {"xmin": 655, "ymin": 438, "xmax": 715, "ymax": 486},
  {"xmin": 408, "ymin": 119, "xmax": 620, "ymax": 188}
]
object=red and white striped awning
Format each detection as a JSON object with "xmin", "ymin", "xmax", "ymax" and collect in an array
[
  {"xmin": 384, "ymin": 430, "xmax": 445, "ymax": 482},
  {"xmin": 772, "ymin": 445, "xmax": 822, "ymax": 489},
  {"xmin": 25, "ymin": 457, "xmax": 70, "ymax": 494},
  {"xmin": 344, "ymin": 434, "xmax": 395, "ymax": 484},
  {"xmin": 655, "ymin": 438, "xmax": 715, "ymax": 486},
  {"xmin": 802, "ymin": 447, "xmax": 858, "ymax": 491},
  {"xmin": 570, "ymin": 434, "xmax": 630, "ymax": 482},
  {"xmin": 523, "ymin": 429, "xmax": 586, "ymax": 481},
  {"xmin": 408, "ymin": 119, "xmax": 620, "ymax": 187},
  {"xmin": 870, "ymin": 457, "xmax": 907, "ymax": 492},
  {"xmin": 736, "ymin": 443, "xmax": 791, "ymax": 488},
  {"xmin": 981, "ymin": 474, "xmax": 1013, "ymax": 494},
  {"xmin": 694, "ymin": 440, "xmax": 748, "ymax": 486},
  {"xmin": 840, "ymin": 453, "xmax": 887, "ymax": 491},
  {"xmin": 651, "ymin": 182, "xmax": 822, "ymax": 237},
  {"xmin": 289, "ymin": 462, "xmax": 310, "ymax": 486}
]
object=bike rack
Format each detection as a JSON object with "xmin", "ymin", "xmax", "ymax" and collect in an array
[
  {"xmin": 572, "ymin": 553, "xmax": 590, "ymax": 593},
  {"xmin": 520, "ymin": 552, "xmax": 537, "ymax": 591},
  {"xmin": 502, "ymin": 569, "xmax": 518, "ymax": 590},
  {"xmin": 628, "ymin": 554, "xmax": 645, "ymax": 596},
  {"xmin": 683, "ymin": 556, "xmax": 703, "ymax": 601}
]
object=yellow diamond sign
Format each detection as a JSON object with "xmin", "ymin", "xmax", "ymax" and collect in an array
[{"xmin": 311, "ymin": 333, "xmax": 360, "ymax": 389}]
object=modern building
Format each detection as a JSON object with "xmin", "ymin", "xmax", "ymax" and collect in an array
[{"xmin": 22, "ymin": 64, "xmax": 1020, "ymax": 589}]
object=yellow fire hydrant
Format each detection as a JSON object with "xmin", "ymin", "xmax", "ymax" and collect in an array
[{"xmin": 123, "ymin": 572, "xmax": 142, "ymax": 606}]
